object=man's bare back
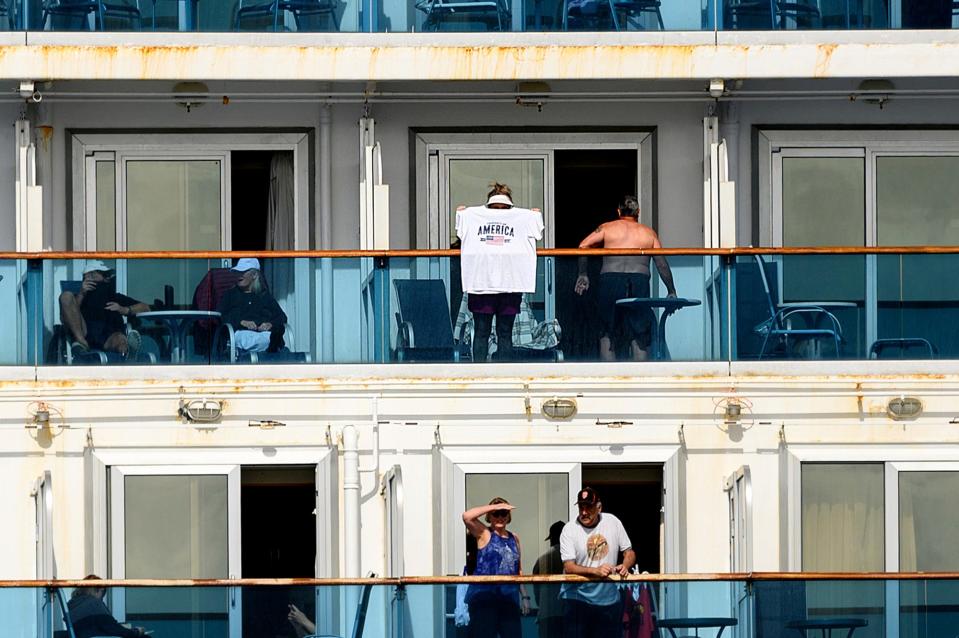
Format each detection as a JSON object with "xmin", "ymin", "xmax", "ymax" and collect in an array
[
  {"xmin": 575, "ymin": 214, "xmax": 675, "ymax": 298},
  {"xmin": 578, "ymin": 217, "xmax": 661, "ymax": 274}
]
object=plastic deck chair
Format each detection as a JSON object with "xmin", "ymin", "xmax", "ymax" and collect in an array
[
  {"xmin": 306, "ymin": 581, "xmax": 374, "ymax": 638},
  {"xmin": 52, "ymin": 587, "xmax": 76, "ymax": 638},
  {"xmin": 234, "ymin": 0, "xmax": 338, "ymax": 30},
  {"xmin": 393, "ymin": 279, "xmax": 463, "ymax": 362},
  {"xmin": 752, "ymin": 255, "xmax": 842, "ymax": 359},
  {"xmin": 41, "ymin": 0, "xmax": 141, "ymax": 30},
  {"xmin": 869, "ymin": 337, "xmax": 936, "ymax": 359},
  {"xmin": 55, "ymin": 280, "xmax": 157, "ymax": 365},
  {"xmin": 415, "ymin": 0, "xmax": 510, "ymax": 31}
]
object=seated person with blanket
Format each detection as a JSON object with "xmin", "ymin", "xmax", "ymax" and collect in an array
[{"xmin": 216, "ymin": 258, "xmax": 287, "ymax": 355}]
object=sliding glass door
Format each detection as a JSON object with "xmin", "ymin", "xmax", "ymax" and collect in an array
[
  {"xmin": 800, "ymin": 461, "xmax": 959, "ymax": 638},
  {"xmin": 769, "ymin": 135, "xmax": 959, "ymax": 357},
  {"xmin": 110, "ymin": 465, "xmax": 242, "ymax": 638}
]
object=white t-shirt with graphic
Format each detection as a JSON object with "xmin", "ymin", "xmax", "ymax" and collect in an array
[
  {"xmin": 559, "ymin": 513, "xmax": 632, "ymax": 607},
  {"xmin": 456, "ymin": 206, "xmax": 544, "ymax": 294}
]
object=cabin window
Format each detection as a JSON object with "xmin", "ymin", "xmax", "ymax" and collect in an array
[{"xmin": 800, "ymin": 462, "xmax": 884, "ymax": 572}]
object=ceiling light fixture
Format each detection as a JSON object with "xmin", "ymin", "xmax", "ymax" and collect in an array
[{"xmin": 172, "ymin": 81, "xmax": 210, "ymax": 113}]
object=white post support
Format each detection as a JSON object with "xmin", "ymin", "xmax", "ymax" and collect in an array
[
  {"xmin": 358, "ymin": 117, "xmax": 390, "ymax": 250},
  {"xmin": 343, "ymin": 424, "xmax": 361, "ymax": 578},
  {"xmin": 15, "ymin": 119, "xmax": 43, "ymax": 251},
  {"xmin": 703, "ymin": 115, "xmax": 720, "ymax": 249}
]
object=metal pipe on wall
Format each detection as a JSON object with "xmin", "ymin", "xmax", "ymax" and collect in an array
[{"xmin": 342, "ymin": 424, "xmax": 361, "ymax": 578}]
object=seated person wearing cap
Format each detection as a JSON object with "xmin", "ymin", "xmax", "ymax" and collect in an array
[
  {"xmin": 216, "ymin": 258, "xmax": 287, "ymax": 355},
  {"xmin": 58, "ymin": 261, "xmax": 150, "ymax": 359}
]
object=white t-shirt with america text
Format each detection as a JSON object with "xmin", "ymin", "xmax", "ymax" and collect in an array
[
  {"xmin": 559, "ymin": 513, "xmax": 632, "ymax": 607},
  {"xmin": 456, "ymin": 206, "xmax": 544, "ymax": 294}
]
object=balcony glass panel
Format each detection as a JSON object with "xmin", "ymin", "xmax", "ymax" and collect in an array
[
  {"xmin": 732, "ymin": 254, "xmax": 866, "ymax": 360},
  {"xmin": 8, "ymin": 0, "xmax": 959, "ymax": 30},
  {"xmin": 0, "ymin": 259, "xmax": 39, "ymax": 366},
  {"xmin": 876, "ymin": 253, "xmax": 959, "ymax": 358},
  {"xmin": 23, "ymin": 0, "xmax": 356, "ymax": 31},
  {"xmin": 13, "ymin": 579, "xmax": 959, "ymax": 638},
  {"xmin": 0, "ymin": 250, "xmax": 953, "ymax": 366}
]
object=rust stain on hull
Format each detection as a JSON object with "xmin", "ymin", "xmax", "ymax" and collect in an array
[{"xmin": 0, "ymin": 42, "xmax": 956, "ymax": 81}]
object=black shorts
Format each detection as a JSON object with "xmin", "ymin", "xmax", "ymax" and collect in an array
[
  {"xmin": 83, "ymin": 319, "xmax": 122, "ymax": 349},
  {"xmin": 596, "ymin": 272, "xmax": 653, "ymax": 348}
]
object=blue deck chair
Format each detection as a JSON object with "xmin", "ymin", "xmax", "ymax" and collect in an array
[
  {"xmin": 869, "ymin": 337, "xmax": 936, "ymax": 359},
  {"xmin": 41, "ymin": 0, "xmax": 141, "ymax": 30},
  {"xmin": 234, "ymin": 0, "xmax": 338, "ymax": 31},
  {"xmin": 54, "ymin": 280, "xmax": 157, "ymax": 365},
  {"xmin": 307, "ymin": 580, "xmax": 374, "ymax": 638},
  {"xmin": 753, "ymin": 255, "xmax": 842, "ymax": 359},
  {"xmin": 393, "ymin": 279, "xmax": 465, "ymax": 362},
  {"xmin": 415, "ymin": 0, "xmax": 510, "ymax": 31}
]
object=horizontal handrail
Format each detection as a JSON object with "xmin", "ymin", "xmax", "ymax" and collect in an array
[
  {"xmin": 8, "ymin": 572, "xmax": 959, "ymax": 587},
  {"xmin": 3, "ymin": 246, "xmax": 959, "ymax": 259}
]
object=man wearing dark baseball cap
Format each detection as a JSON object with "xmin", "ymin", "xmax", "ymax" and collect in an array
[
  {"xmin": 531, "ymin": 520, "xmax": 567, "ymax": 637},
  {"xmin": 558, "ymin": 486, "xmax": 635, "ymax": 637}
]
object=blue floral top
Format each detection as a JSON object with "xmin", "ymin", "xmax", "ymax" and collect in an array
[{"xmin": 465, "ymin": 530, "xmax": 520, "ymax": 604}]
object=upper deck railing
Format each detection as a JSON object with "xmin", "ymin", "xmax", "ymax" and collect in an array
[
  {"xmin": 5, "ymin": 0, "xmax": 956, "ymax": 34},
  {"xmin": 5, "ymin": 573, "xmax": 958, "ymax": 638},
  {"xmin": 1, "ymin": 247, "xmax": 955, "ymax": 368}
]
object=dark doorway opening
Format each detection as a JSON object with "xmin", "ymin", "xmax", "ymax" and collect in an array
[
  {"xmin": 231, "ymin": 151, "xmax": 274, "ymax": 251},
  {"xmin": 241, "ymin": 465, "xmax": 316, "ymax": 638},
  {"xmin": 554, "ymin": 149, "xmax": 638, "ymax": 360},
  {"xmin": 581, "ymin": 464, "xmax": 663, "ymax": 573},
  {"xmin": 554, "ymin": 149, "xmax": 637, "ymax": 248}
]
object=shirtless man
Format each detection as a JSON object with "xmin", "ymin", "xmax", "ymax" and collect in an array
[{"xmin": 574, "ymin": 196, "xmax": 676, "ymax": 361}]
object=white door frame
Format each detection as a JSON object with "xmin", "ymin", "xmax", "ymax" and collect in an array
[
  {"xmin": 92, "ymin": 446, "xmax": 337, "ymax": 578},
  {"xmin": 761, "ymin": 135, "xmax": 959, "ymax": 351},
  {"xmin": 108, "ymin": 463, "xmax": 242, "ymax": 638},
  {"xmin": 759, "ymin": 129, "xmax": 959, "ymax": 248},
  {"xmin": 414, "ymin": 131, "xmax": 654, "ymax": 250},
  {"xmin": 384, "ymin": 465, "xmax": 405, "ymax": 578},
  {"xmin": 769, "ymin": 146, "xmax": 868, "ymax": 248},
  {"xmin": 114, "ymin": 150, "xmax": 232, "ymax": 252},
  {"xmin": 784, "ymin": 444, "xmax": 959, "ymax": 571},
  {"xmin": 436, "ymin": 444, "xmax": 683, "ymax": 575},
  {"xmin": 108, "ymin": 464, "xmax": 243, "ymax": 579},
  {"xmin": 787, "ymin": 449, "xmax": 959, "ymax": 638},
  {"xmin": 435, "ymin": 149, "xmax": 553, "ymax": 249},
  {"xmin": 71, "ymin": 132, "xmax": 312, "ymax": 250}
]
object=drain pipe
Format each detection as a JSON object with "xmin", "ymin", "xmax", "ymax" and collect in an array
[
  {"xmin": 343, "ymin": 424, "xmax": 361, "ymax": 578},
  {"xmin": 343, "ymin": 397, "xmax": 383, "ymax": 578}
]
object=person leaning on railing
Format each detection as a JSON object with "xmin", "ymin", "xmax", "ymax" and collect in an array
[
  {"xmin": 574, "ymin": 196, "xmax": 676, "ymax": 362},
  {"xmin": 69, "ymin": 575, "xmax": 147, "ymax": 638}
]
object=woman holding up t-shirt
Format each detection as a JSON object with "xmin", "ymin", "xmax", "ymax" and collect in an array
[{"xmin": 456, "ymin": 183, "xmax": 544, "ymax": 362}]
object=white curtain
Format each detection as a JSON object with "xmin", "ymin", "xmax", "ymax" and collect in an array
[
  {"xmin": 801, "ymin": 463, "xmax": 884, "ymax": 571},
  {"xmin": 265, "ymin": 152, "xmax": 296, "ymax": 349},
  {"xmin": 266, "ymin": 151, "xmax": 295, "ymax": 250}
]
